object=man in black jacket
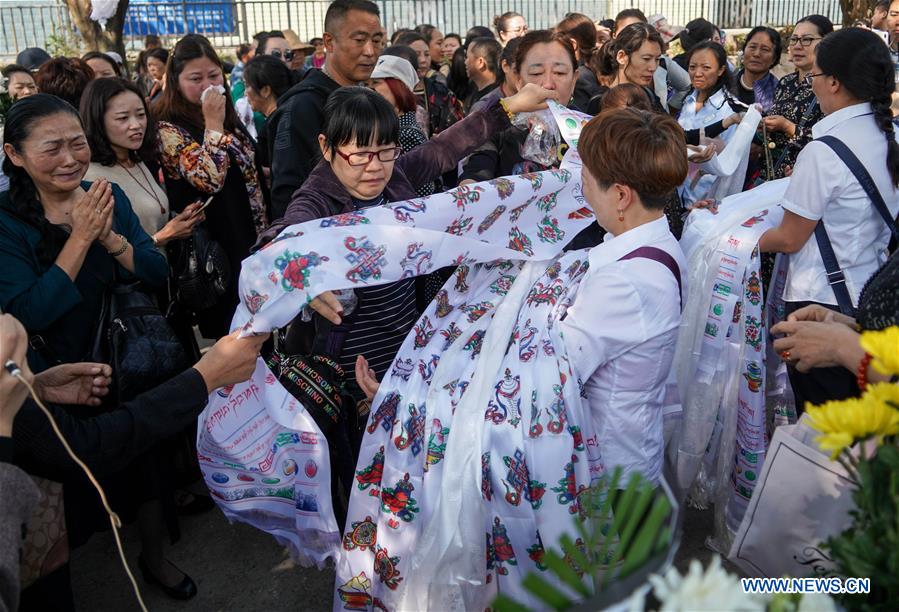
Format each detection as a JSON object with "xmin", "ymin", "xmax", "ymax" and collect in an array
[{"xmin": 268, "ymin": 0, "xmax": 384, "ymax": 220}]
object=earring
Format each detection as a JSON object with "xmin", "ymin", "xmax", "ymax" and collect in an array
[{"xmin": 617, "ymin": 209, "xmax": 624, "ymax": 222}]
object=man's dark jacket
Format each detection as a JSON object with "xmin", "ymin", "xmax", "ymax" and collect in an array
[{"xmin": 268, "ymin": 68, "xmax": 340, "ymax": 221}]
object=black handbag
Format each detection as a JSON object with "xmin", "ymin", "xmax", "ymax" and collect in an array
[
  {"xmin": 173, "ymin": 224, "xmax": 230, "ymax": 313},
  {"xmin": 91, "ymin": 277, "xmax": 192, "ymax": 403}
]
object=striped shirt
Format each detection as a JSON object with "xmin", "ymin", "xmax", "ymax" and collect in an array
[{"xmin": 337, "ymin": 195, "xmax": 419, "ymax": 383}]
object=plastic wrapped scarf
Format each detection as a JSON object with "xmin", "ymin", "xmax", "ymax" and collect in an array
[{"xmin": 672, "ymin": 178, "xmax": 797, "ymax": 553}]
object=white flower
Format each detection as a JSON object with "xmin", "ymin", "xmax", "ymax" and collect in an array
[{"xmin": 648, "ymin": 556, "xmax": 769, "ymax": 611}]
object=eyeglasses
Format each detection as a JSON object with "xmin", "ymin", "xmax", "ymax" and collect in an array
[
  {"xmin": 505, "ymin": 26, "xmax": 527, "ymax": 35},
  {"xmin": 787, "ymin": 35, "xmax": 821, "ymax": 48},
  {"xmin": 269, "ymin": 49, "xmax": 294, "ymax": 61},
  {"xmin": 335, "ymin": 146, "xmax": 402, "ymax": 166},
  {"xmin": 804, "ymin": 72, "xmax": 825, "ymax": 86}
]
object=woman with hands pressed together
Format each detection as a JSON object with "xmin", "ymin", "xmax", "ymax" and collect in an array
[
  {"xmin": 81, "ymin": 78, "xmax": 206, "ymax": 252},
  {"xmin": 0, "ymin": 94, "xmax": 168, "ymax": 373}
]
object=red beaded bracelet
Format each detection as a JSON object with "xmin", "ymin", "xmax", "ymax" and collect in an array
[{"xmin": 856, "ymin": 352, "xmax": 873, "ymax": 392}]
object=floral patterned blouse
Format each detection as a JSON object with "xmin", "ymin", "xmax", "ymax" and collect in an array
[
  {"xmin": 157, "ymin": 122, "xmax": 267, "ymax": 235},
  {"xmin": 762, "ymin": 72, "xmax": 824, "ymax": 180}
]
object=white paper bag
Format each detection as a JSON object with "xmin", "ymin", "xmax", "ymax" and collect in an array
[{"xmin": 728, "ymin": 415, "xmax": 856, "ymax": 578}]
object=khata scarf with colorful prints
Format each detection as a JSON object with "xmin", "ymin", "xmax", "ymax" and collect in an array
[{"xmin": 197, "ymin": 104, "xmax": 604, "ymax": 608}]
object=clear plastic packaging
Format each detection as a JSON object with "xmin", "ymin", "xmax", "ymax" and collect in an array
[
  {"xmin": 513, "ymin": 109, "xmax": 563, "ymax": 168},
  {"xmin": 300, "ymin": 289, "xmax": 358, "ymax": 322}
]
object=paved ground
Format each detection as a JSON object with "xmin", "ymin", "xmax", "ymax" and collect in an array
[{"xmin": 70, "ymin": 501, "xmax": 723, "ymax": 611}]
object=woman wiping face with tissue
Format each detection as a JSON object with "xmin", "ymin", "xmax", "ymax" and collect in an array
[{"xmin": 155, "ymin": 34, "xmax": 269, "ymax": 339}]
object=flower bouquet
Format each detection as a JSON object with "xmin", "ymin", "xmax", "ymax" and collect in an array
[{"xmin": 806, "ymin": 327, "xmax": 899, "ymax": 610}]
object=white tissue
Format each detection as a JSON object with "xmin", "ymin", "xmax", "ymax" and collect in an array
[{"xmin": 200, "ymin": 84, "xmax": 226, "ymax": 103}]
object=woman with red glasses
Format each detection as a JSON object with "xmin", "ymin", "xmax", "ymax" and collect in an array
[{"xmin": 257, "ymin": 83, "xmax": 555, "ymax": 404}]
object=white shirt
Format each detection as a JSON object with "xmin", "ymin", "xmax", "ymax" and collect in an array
[
  {"xmin": 559, "ymin": 216, "xmax": 686, "ymax": 484},
  {"xmin": 678, "ymin": 88, "xmax": 740, "ymax": 204},
  {"xmin": 782, "ymin": 102, "xmax": 899, "ymax": 305}
]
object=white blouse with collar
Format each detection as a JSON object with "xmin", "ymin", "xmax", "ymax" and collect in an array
[{"xmin": 559, "ymin": 216, "xmax": 686, "ymax": 485}]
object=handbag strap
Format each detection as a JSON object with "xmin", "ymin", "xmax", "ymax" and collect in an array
[
  {"xmin": 810, "ymin": 135, "xmax": 899, "ymax": 317},
  {"xmin": 618, "ymin": 246, "xmax": 683, "ymax": 309},
  {"xmin": 817, "ymin": 135, "xmax": 899, "ymax": 241}
]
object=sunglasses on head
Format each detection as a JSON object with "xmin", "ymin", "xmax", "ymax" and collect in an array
[{"xmin": 269, "ymin": 49, "xmax": 295, "ymax": 60}]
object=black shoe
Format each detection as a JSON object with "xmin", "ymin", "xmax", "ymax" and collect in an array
[{"xmin": 138, "ymin": 555, "xmax": 198, "ymax": 601}]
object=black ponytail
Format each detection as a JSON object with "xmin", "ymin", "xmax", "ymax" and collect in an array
[
  {"xmin": 2, "ymin": 94, "xmax": 82, "ymax": 267},
  {"xmin": 816, "ymin": 27, "xmax": 899, "ymax": 187}
]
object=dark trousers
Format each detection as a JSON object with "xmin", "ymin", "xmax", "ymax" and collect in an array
[{"xmin": 784, "ymin": 301, "xmax": 860, "ymax": 412}]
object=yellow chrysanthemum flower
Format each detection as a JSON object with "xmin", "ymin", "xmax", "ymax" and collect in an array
[
  {"xmin": 859, "ymin": 327, "xmax": 899, "ymax": 376},
  {"xmin": 865, "ymin": 382, "xmax": 899, "ymax": 410},
  {"xmin": 806, "ymin": 394, "xmax": 899, "ymax": 459}
]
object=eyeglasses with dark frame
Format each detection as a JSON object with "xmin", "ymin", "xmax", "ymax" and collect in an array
[
  {"xmin": 335, "ymin": 146, "xmax": 402, "ymax": 166},
  {"xmin": 804, "ymin": 72, "xmax": 825, "ymax": 86},
  {"xmin": 787, "ymin": 35, "xmax": 822, "ymax": 48}
]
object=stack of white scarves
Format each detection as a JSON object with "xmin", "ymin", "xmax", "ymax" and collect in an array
[
  {"xmin": 672, "ymin": 178, "xmax": 797, "ymax": 553},
  {"xmin": 679, "ymin": 99, "xmax": 762, "ymax": 204}
]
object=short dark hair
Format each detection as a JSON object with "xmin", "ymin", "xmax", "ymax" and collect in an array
[
  {"xmin": 257, "ymin": 30, "xmax": 286, "ymax": 55},
  {"xmin": 514, "ymin": 29, "xmax": 577, "ymax": 75},
  {"xmin": 82, "ymin": 51, "xmax": 122, "ymax": 76},
  {"xmin": 310, "ymin": 37, "xmax": 324, "ymax": 45},
  {"xmin": 1, "ymin": 63, "xmax": 31, "ymax": 80},
  {"xmin": 493, "ymin": 11, "xmax": 523, "ymax": 35},
  {"xmin": 80, "ymin": 77, "xmax": 157, "ymax": 166},
  {"xmin": 500, "ymin": 36, "xmax": 521, "ymax": 70},
  {"xmin": 468, "ymin": 36, "xmax": 502, "ymax": 75},
  {"xmin": 686, "ymin": 41, "xmax": 733, "ymax": 96},
  {"xmin": 394, "ymin": 31, "xmax": 427, "ymax": 47},
  {"xmin": 244, "ymin": 54, "xmax": 297, "ymax": 100},
  {"xmin": 600, "ymin": 83, "xmax": 653, "ymax": 113},
  {"xmin": 597, "ymin": 23, "xmax": 664, "ymax": 78},
  {"xmin": 875, "ymin": 0, "xmax": 891, "ymax": 8},
  {"xmin": 680, "ymin": 18, "xmax": 718, "ymax": 51},
  {"xmin": 415, "ymin": 24, "xmax": 440, "ymax": 44},
  {"xmin": 465, "ymin": 26, "xmax": 494, "ymax": 47},
  {"xmin": 444, "ymin": 33, "xmax": 462, "ymax": 46},
  {"xmin": 237, "ymin": 43, "xmax": 252, "ymax": 60},
  {"xmin": 34, "ymin": 57, "xmax": 94, "ymax": 108},
  {"xmin": 145, "ymin": 34, "xmax": 161, "ymax": 48},
  {"xmin": 382, "ymin": 45, "xmax": 420, "ymax": 73},
  {"xmin": 324, "ymin": 0, "xmax": 380, "ymax": 35},
  {"xmin": 322, "ymin": 86, "xmax": 398, "ymax": 150},
  {"xmin": 614, "ymin": 8, "xmax": 647, "ymax": 31},
  {"xmin": 742, "ymin": 26, "xmax": 782, "ymax": 72},
  {"xmin": 796, "ymin": 14, "xmax": 834, "ymax": 37},
  {"xmin": 145, "ymin": 47, "xmax": 169, "ymax": 66},
  {"xmin": 578, "ymin": 108, "xmax": 687, "ymax": 210}
]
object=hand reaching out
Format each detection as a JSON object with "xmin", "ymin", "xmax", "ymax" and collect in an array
[
  {"xmin": 34, "ymin": 363, "xmax": 112, "ymax": 407},
  {"xmin": 355, "ymin": 355, "xmax": 380, "ymax": 402}
]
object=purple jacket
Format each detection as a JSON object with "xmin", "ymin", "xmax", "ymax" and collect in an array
[{"xmin": 257, "ymin": 101, "xmax": 511, "ymax": 244}]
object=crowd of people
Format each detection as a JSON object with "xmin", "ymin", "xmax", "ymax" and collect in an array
[{"xmin": 1, "ymin": 0, "xmax": 898, "ymax": 609}]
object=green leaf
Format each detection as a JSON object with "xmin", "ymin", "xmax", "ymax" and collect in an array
[
  {"xmin": 521, "ymin": 572, "xmax": 575, "ymax": 611},
  {"xmin": 620, "ymin": 496, "xmax": 673, "ymax": 576},
  {"xmin": 542, "ymin": 550, "xmax": 591, "ymax": 597},
  {"xmin": 559, "ymin": 534, "xmax": 592, "ymax": 576},
  {"xmin": 492, "ymin": 594, "xmax": 531, "ymax": 612}
]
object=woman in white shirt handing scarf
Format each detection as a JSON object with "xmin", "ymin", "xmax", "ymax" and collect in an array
[
  {"xmin": 336, "ymin": 108, "xmax": 688, "ymax": 609},
  {"xmin": 678, "ymin": 41, "xmax": 745, "ymax": 206},
  {"xmin": 762, "ymin": 27, "xmax": 899, "ymax": 409}
]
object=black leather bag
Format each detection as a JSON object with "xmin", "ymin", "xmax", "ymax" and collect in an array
[
  {"xmin": 173, "ymin": 224, "xmax": 230, "ymax": 313},
  {"xmin": 92, "ymin": 280, "xmax": 191, "ymax": 402}
]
